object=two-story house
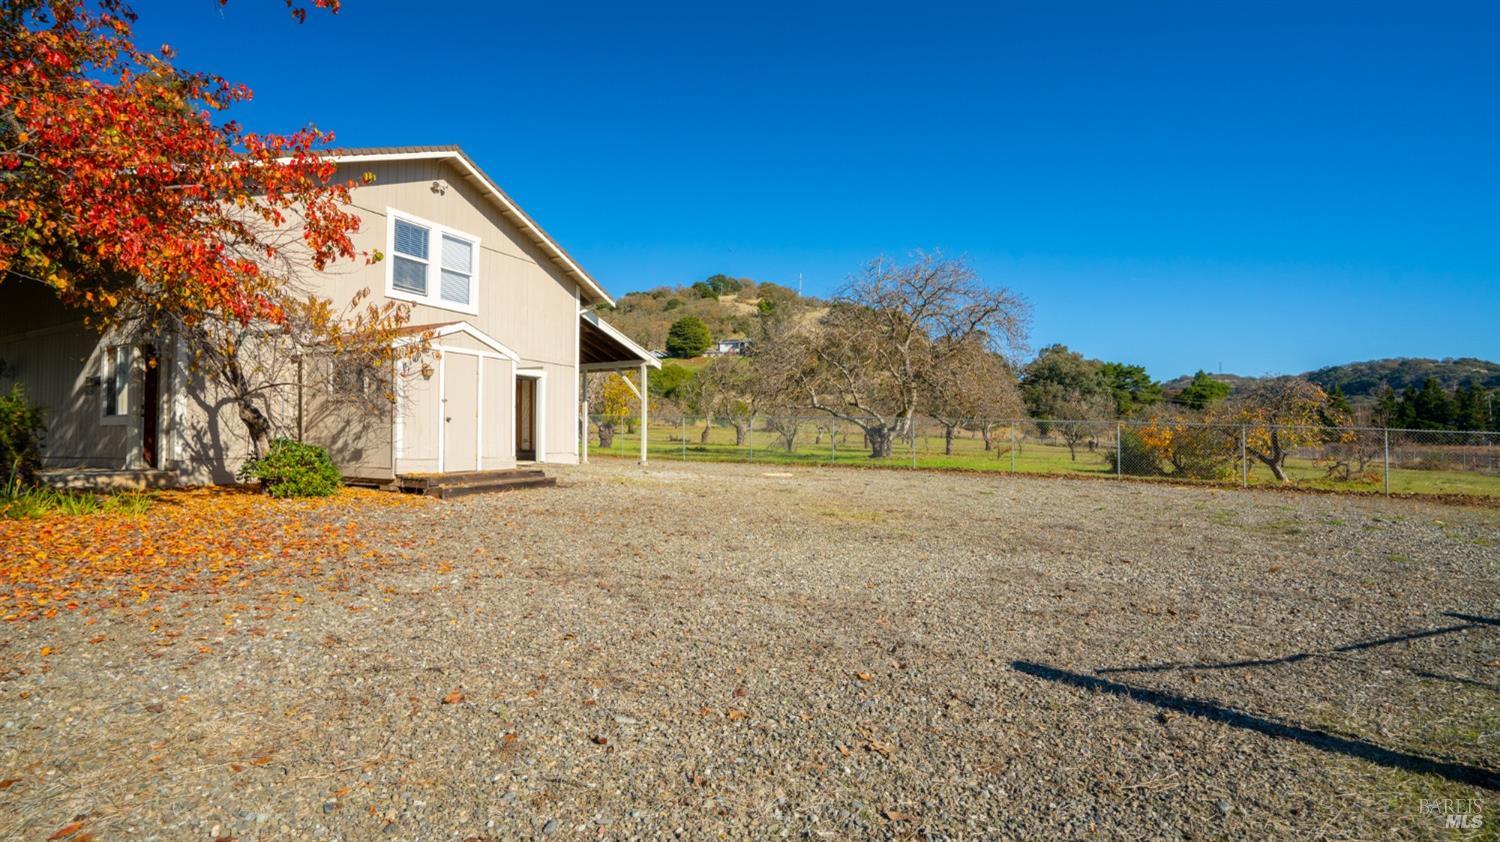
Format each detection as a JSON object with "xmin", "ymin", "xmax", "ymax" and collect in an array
[{"xmin": 0, "ymin": 146, "xmax": 658, "ymax": 487}]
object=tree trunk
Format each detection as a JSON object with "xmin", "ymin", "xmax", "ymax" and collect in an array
[
  {"xmin": 598, "ymin": 423, "xmax": 615, "ymax": 448},
  {"xmin": 981, "ymin": 427, "xmax": 993, "ymax": 451},
  {"xmin": 1247, "ymin": 445, "xmax": 1290, "ymax": 483},
  {"xmin": 944, "ymin": 425, "xmax": 955, "ymax": 455},
  {"xmin": 1266, "ymin": 429, "xmax": 1288, "ymax": 482},
  {"xmin": 814, "ymin": 426, "xmax": 824, "ymax": 445},
  {"xmin": 1267, "ymin": 457, "xmax": 1288, "ymax": 482},
  {"xmin": 223, "ymin": 354, "xmax": 272, "ymax": 459},
  {"xmin": 734, "ymin": 423, "xmax": 748, "ymax": 446},
  {"xmin": 700, "ymin": 422, "xmax": 711, "ymax": 444},
  {"xmin": 237, "ymin": 396, "xmax": 272, "ymax": 460},
  {"xmin": 867, "ymin": 426, "xmax": 892, "ymax": 458}
]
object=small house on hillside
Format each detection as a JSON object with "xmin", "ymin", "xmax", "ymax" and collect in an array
[{"xmin": 706, "ymin": 338, "xmax": 749, "ymax": 356}]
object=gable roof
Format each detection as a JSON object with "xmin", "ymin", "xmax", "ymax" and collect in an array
[
  {"xmin": 394, "ymin": 321, "xmax": 521, "ymax": 362},
  {"xmin": 324, "ymin": 146, "xmax": 614, "ymax": 307}
]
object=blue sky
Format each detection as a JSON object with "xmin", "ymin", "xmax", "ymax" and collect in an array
[{"xmin": 137, "ymin": 1, "xmax": 1498, "ymax": 380}]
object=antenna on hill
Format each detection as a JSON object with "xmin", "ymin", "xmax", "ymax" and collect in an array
[{"xmin": 798, "ymin": 273, "xmax": 804, "ymax": 297}]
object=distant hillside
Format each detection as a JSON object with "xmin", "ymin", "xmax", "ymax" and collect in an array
[
  {"xmin": 1159, "ymin": 372, "xmax": 1262, "ymax": 394},
  {"xmin": 597, "ymin": 275, "xmax": 824, "ymax": 353},
  {"xmin": 1162, "ymin": 358, "xmax": 1500, "ymax": 400},
  {"xmin": 1302, "ymin": 358, "xmax": 1500, "ymax": 397}
]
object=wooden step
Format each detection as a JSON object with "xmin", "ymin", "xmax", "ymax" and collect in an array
[
  {"xmin": 393, "ymin": 468, "xmax": 556, "ymax": 498},
  {"xmin": 433, "ymin": 476, "xmax": 557, "ymax": 499}
]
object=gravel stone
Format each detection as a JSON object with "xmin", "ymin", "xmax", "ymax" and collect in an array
[{"xmin": 0, "ymin": 459, "xmax": 1495, "ymax": 838}]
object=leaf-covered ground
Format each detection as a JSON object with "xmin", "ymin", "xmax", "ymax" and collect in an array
[
  {"xmin": 1, "ymin": 488, "xmax": 427, "ymax": 624},
  {"xmin": 0, "ymin": 463, "xmax": 1496, "ymax": 839}
]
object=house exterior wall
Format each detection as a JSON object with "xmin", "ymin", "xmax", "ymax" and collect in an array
[
  {"xmin": 1, "ymin": 153, "xmax": 592, "ymax": 483},
  {"xmin": 325, "ymin": 158, "xmax": 581, "ymax": 468},
  {"xmin": 392, "ymin": 339, "xmax": 517, "ymax": 475},
  {"xmin": 0, "ymin": 323, "xmax": 129, "ymax": 468}
]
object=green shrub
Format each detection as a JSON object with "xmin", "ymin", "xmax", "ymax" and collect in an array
[
  {"xmin": 0, "ymin": 383, "xmax": 47, "ymax": 493},
  {"xmin": 238, "ymin": 439, "xmax": 342, "ymax": 498},
  {"xmin": 1165, "ymin": 426, "xmax": 1238, "ymax": 481},
  {"xmin": 1107, "ymin": 428, "xmax": 1162, "ymax": 476}
]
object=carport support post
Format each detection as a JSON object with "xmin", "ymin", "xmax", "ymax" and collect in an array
[
  {"xmin": 579, "ymin": 372, "xmax": 590, "ymax": 464},
  {"xmin": 639, "ymin": 363, "xmax": 649, "ymax": 465}
]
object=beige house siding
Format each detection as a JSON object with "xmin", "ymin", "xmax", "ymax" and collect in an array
[
  {"xmin": 326, "ymin": 158, "xmax": 582, "ymax": 466},
  {"xmin": 1, "ymin": 150, "xmax": 601, "ymax": 483},
  {"xmin": 0, "ymin": 321, "xmax": 130, "ymax": 468}
]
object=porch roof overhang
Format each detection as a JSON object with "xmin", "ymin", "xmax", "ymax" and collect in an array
[{"xmin": 580, "ymin": 310, "xmax": 661, "ymax": 371}]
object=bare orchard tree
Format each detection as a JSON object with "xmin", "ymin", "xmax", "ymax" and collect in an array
[
  {"xmin": 694, "ymin": 355, "xmax": 759, "ymax": 445},
  {"xmin": 1051, "ymin": 393, "xmax": 1116, "ymax": 461},
  {"xmin": 776, "ymin": 253, "xmax": 1028, "ymax": 458},
  {"xmin": 920, "ymin": 337, "xmax": 1024, "ymax": 455},
  {"xmin": 760, "ymin": 415, "xmax": 804, "ymax": 452}
]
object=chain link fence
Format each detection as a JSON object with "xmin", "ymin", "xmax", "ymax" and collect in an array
[{"xmin": 585, "ymin": 414, "xmax": 1500, "ymax": 499}]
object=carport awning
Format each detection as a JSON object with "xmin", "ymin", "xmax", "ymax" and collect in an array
[{"xmin": 580, "ymin": 310, "xmax": 661, "ymax": 371}]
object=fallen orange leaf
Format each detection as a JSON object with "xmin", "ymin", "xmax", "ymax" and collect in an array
[{"xmin": 47, "ymin": 821, "xmax": 83, "ymax": 840}]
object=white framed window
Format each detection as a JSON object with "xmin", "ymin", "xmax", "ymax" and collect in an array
[
  {"xmin": 384, "ymin": 209, "xmax": 480, "ymax": 315},
  {"xmin": 101, "ymin": 344, "xmax": 130, "ymax": 424}
]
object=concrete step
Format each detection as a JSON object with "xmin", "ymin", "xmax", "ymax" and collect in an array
[{"xmin": 36, "ymin": 468, "xmax": 177, "ymax": 491}]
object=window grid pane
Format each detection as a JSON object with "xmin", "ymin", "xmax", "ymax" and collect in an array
[
  {"xmin": 440, "ymin": 269, "xmax": 470, "ymax": 304},
  {"xmin": 393, "ymin": 219, "xmax": 429, "ymax": 259},
  {"xmin": 392, "ymin": 255, "xmax": 427, "ymax": 293},
  {"xmin": 440, "ymin": 234, "xmax": 472, "ymax": 273}
]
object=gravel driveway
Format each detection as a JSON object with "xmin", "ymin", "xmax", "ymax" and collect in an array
[{"xmin": 2, "ymin": 460, "xmax": 1497, "ymax": 839}]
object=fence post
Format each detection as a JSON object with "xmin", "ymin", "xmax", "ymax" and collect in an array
[
  {"xmin": 831, "ymin": 419, "xmax": 837, "ymax": 465},
  {"xmin": 681, "ymin": 416, "xmax": 686, "ymax": 461},
  {"xmin": 1383, "ymin": 427, "xmax": 1390, "ymax": 495},
  {"xmin": 911, "ymin": 420, "xmax": 917, "ymax": 469},
  {"xmin": 748, "ymin": 415, "xmax": 754, "ymax": 463},
  {"xmin": 1240, "ymin": 425, "xmax": 1248, "ymax": 487},
  {"xmin": 1115, "ymin": 421, "xmax": 1123, "ymax": 479},
  {"xmin": 1010, "ymin": 424, "xmax": 1017, "ymax": 472}
]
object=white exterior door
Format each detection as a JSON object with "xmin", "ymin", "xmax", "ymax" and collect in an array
[{"xmin": 443, "ymin": 353, "xmax": 479, "ymax": 472}]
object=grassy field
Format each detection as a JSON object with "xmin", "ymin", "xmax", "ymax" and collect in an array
[{"xmin": 587, "ymin": 417, "xmax": 1500, "ymax": 498}]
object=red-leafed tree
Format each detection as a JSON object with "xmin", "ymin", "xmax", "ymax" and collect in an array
[{"xmin": 0, "ymin": 0, "xmax": 423, "ymax": 457}]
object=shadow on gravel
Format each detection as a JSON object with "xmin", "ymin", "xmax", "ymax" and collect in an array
[
  {"xmin": 1093, "ymin": 614, "xmax": 1492, "ymax": 676},
  {"xmin": 1012, "ymin": 656, "xmax": 1500, "ymax": 792}
]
